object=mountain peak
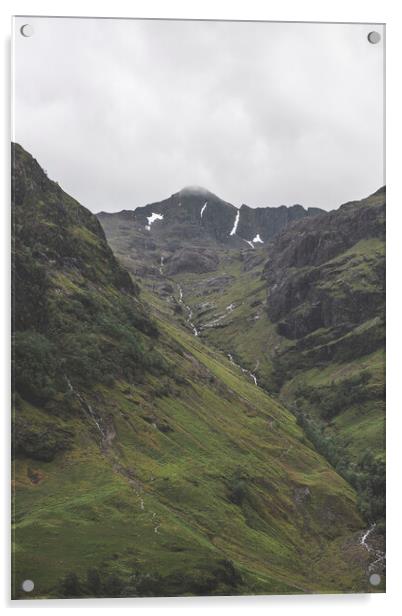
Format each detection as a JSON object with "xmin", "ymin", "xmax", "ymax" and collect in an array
[{"xmin": 178, "ymin": 185, "xmax": 211, "ymax": 197}]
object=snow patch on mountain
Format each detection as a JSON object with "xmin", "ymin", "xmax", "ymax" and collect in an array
[
  {"xmin": 145, "ymin": 212, "xmax": 164, "ymax": 231},
  {"xmin": 200, "ymin": 202, "xmax": 208, "ymax": 218},
  {"xmin": 230, "ymin": 210, "xmax": 240, "ymax": 236},
  {"xmin": 253, "ymin": 233, "xmax": 264, "ymax": 243}
]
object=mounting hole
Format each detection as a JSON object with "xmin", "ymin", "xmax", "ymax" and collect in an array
[
  {"xmin": 20, "ymin": 24, "xmax": 34, "ymax": 38},
  {"xmin": 369, "ymin": 573, "xmax": 381, "ymax": 586},
  {"xmin": 367, "ymin": 31, "xmax": 381, "ymax": 44},
  {"xmin": 22, "ymin": 579, "xmax": 34, "ymax": 592}
]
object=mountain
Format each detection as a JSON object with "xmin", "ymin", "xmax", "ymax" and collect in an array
[
  {"xmin": 99, "ymin": 182, "xmax": 385, "ymax": 573},
  {"xmin": 140, "ymin": 185, "xmax": 385, "ymax": 533},
  {"xmin": 236, "ymin": 202, "xmax": 324, "ymax": 243},
  {"xmin": 264, "ymin": 187, "xmax": 386, "ymax": 524},
  {"xmin": 264, "ymin": 187, "xmax": 385, "ymax": 341},
  {"xmin": 12, "ymin": 143, "xmax": 377, "ymax": 599},
  {"xmin": 97, "ymin": 186, "xmax": 325, "ymax": 278}
]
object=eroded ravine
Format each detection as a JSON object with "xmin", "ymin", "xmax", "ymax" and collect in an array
[
  {"xmin": 177, "ymin": 284, "xmax": 199, "ymax": 336},
  {"xmin": 360, "ymin": 523, "xmax": 386, "ymax": 573},
  {"xmin": 227, "ymin": 352, "xmax": 258, "ymax": 387},
  {"xmin": 175, "ymin": 285, "xmax": 260, "ymax": 386}
]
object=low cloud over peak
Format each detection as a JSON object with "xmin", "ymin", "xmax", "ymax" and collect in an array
[{"xmin": 14, "ymin": 18, "xmax": 384, "ymax": 212}]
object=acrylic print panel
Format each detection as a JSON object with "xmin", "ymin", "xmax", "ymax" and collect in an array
[{"xmin": 12, "ymin": 16, "xmax": 385, "ymax": 599}]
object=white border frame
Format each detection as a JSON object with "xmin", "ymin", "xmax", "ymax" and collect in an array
[{"xmin": 2, "ymin": 1, "xmax": 400, "ymax": 614}]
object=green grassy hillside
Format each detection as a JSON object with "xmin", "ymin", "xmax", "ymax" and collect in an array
[{"xmin": 12, "ymin": 144, "xmax": 377, "ymax": 598}]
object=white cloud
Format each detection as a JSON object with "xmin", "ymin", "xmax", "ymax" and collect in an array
[{"xmin": 13, "ymin": 17, "xmax": 384, "ymax": 211}]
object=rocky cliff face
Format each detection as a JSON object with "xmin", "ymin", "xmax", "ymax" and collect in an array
[
  {"xmin": 236, "ymin": 203, "xmax": 324, "ymax": 243},
  {"xmin": 106, "ymin": 187, "xmax": 237, "ymax": 244},
  {"xmin": 264, "ymin": 187, "xmax": 385, "ymax": 347},
  {"xmin": 97, "ymin": 186, "xmax": 325, "ymax": 276}
]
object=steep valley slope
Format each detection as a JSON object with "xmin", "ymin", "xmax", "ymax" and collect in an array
[
  {"xmin": 11, "ymin": 144, "xmax": 381, "ymax": 598},
  {"xmin": 98, "ymin": 183, "xmax": 386, "ymax": 575}
]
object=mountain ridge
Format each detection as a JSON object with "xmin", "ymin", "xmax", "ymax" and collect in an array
[{"xmin": 97, "ymin": 187, "xmax": 326, "ymax": 247}]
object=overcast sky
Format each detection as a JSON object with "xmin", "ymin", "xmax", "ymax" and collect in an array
[{"xmin": 14, "ymin": 17, "xmax": 384, "ymax": 212}]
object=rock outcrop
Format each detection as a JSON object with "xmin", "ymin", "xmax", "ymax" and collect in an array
[{"xmin": 264, "ymin": 187, "xmax": 385, "ymax": 360}]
